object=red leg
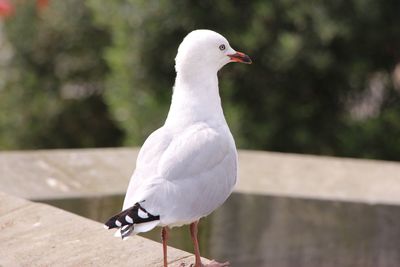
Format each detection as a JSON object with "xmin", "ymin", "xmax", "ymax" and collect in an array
[
  {"xmin": 190, "ymin": 221, "xmax": 202, "ymax": 267},
  {"xmin": 162, "ymin": 227, "xmax": 169, "ymax": 267},
  {"xmin": 189, "ymin": 221, "xmax": 230, "ymax": 267}
]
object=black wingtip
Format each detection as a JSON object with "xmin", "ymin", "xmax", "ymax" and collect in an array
[
  {"xmin": 104, "ymin": 214, "xmax": 120, "ymax": 229},
  {"xmin": 104, "ymin": 203, "xmax": 160, "ymax": 239}
]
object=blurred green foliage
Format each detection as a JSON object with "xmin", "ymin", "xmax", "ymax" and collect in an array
[
  {"xmin": 0, "ymin": 0, "xmax": 124, "ymax": 149},
  {"xmin": 1, "ymin": 0, "xmax": 400, "ymax": 160}
]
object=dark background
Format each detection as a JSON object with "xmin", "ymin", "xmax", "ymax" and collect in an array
[{"xmin": 1, "ymin": 0, "xmax": 399, "ymax": 161}]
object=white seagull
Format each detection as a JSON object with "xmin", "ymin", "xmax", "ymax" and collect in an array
[{"xmin": 105, "ymin": 29, "xmax": 251, "ymax": 267}]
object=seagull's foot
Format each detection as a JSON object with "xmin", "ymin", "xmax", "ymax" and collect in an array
[{"xmin": 184, "ymin": 260, "xmax": 229, "ymax": 267}]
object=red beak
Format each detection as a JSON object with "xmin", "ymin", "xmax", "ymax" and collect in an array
[{"xmin": 228, "ymin": 52, "xmax": 252, "ymax": 64}]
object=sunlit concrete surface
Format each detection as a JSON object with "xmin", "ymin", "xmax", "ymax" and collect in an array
[
  {"xmin": 1, "ymin": 148, "xmax": 400, "ymax": 205},
  {"xmin": 0, "ymin": 191, "xmax": 203, "ymax": 267},
  {"xmin": 236, "ymin": 150, "xmax": 400, "ymax": 205},
  {"xmin": 0, "ymin": 148, "xmax": 138, "ymax": 200}
]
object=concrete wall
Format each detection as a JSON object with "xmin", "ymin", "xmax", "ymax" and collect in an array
[
  {"xmin": 0, "ymin": 191, "xmax": 203, "ymax": 267},
  {"xmin": 1, "ymin": 148, "xmax": 400, "ymax": 266},
  {"xmin": 1, "ymin": 148, "xmax": 400, "ymax": 205}
]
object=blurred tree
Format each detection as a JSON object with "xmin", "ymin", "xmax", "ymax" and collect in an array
[
  {"xmin": 0, "ymin": 0, "xmax": 124, "ymax": 149},
  {"xmin": 1, "ymin": 0, "xmax": 399, "ymax": 161},
  {"xmin": 88, "ymin": 0, "xmax": 400, "ymax": 160}
]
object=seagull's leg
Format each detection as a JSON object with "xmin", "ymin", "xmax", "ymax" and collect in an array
[
  {"xmin": 190, "ymin": 221, "xmax": 202, "ymax": 266},
  {"xmin": 189, "ymin": 221, "xmax": 230, "ymax": 267},
  {"xmin": 162, "ymin": 226, "xmax": 169, "ymax": 267}
]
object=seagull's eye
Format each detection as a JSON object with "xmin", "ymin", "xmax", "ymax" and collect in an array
[{"xmin": 219, "ymin": 44, "xmax": 226, "ymax": 51}]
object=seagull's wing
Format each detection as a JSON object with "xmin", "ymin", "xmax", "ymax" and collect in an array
[
  {"xmin": 108, "ymin": 126, "xmax": 171, "ymax": 237},
  {"xmin": 133, "ymin": 123, "xmax": 237, "ymax": 225},
  {"xmin": 111, "ymin": 122, "xmax": 236, "ymax": 234},
  {"xmin": 106, "ymin": 124, "xmax": 237, "ymax": 237},
  {"xmin": 122, "ymin": 126, "xmax": 173, "ymax": 210}
]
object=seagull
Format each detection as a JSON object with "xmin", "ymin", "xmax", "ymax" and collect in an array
[{"xmin": 105, "ymin": 29, "xmax": 251, "ymax": 267}]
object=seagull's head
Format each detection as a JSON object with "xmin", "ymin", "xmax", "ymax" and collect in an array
[{"xmin": 175, "ymin": 29, "xmax": 251, "ymax": 76}]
